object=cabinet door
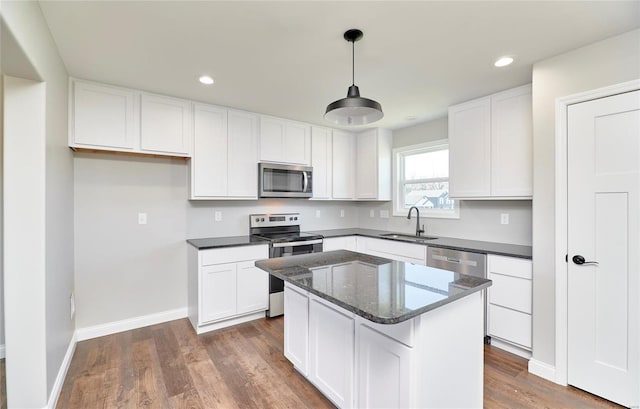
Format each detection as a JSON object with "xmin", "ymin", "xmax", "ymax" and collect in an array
[
  {"xmin": 284, "ymin": 121, "xmax": 311, "ymax": 165},
  {"xmin": 309, "ymin": 296, "xmax": 354, "ymax": 408},
  {"xmin": 228, "ymin": 110, "xmax": 259, "ymax": 198},
  {"xmin": 358, "ymin": 324, "xmax": 412, "ymax": 409},
  {"xmin": 200, "ymin": 263, "xmax": 237, "ymax": 323},
  {"xmin": 284, "ymin": 285, "xmax": 309, "ymax": 375},
  {"xmin": 311, "ymin": 126, "xmax": 332, "ymax": 199},
  {"xmin": 332, "ymin": 130, "xmax": 356, "ymax": 199},
  {"xmin": 140, "ymin": 93, "xmax": 192, "ymax": 155},
  {"xmin": 448, "ymin": 97, "xmax": 491, "ymax": 197},
  {"xmin": 260, "ymin": 116, "xmax": 285, "ymax": 162},
  {"xmin": 356, "ymin": 129, "xmax": 378, "ymax": 199},
  {"xmin": 192, "ymin": 104, "xmax": 228, "ymax": 198},
  {"xmin": 490, "ymin": 85, "xmax": 533, "ymax": 197},
  {"xmin": 71, "ymin": 80, "xmax": 136, "ymax": 150},
  {"xmin": 236, "ymin": 261, "xmax": 268, "ymax": 314}
]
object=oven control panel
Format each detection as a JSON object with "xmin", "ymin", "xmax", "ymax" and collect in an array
[{"xmin": 250, "ymin": 213, "xmax": 300, "ymax": 228}]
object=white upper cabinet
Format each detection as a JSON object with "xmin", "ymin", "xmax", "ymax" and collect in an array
[
  {"xmin": 140, "ymin": 93, "xmax": 192, "ymax": 156},
  {"xmin": 332, "ymin": 130, "xmax": 356, "ymax": 199},
  {"xmin": 311, "ymin": 126, "xmax": 332, "ymax": 199},
  {"xmin": 448, "ymin": 84, "xmax": 532, "ymax": 199},
  {"xmin": 70, "ymin": 79, "xmax": 137, "ymax": 151},
  {"xmin": 190, "ymin": 104, "xmax": 258, "ymax": 200},
  {"xmin": 356, "ymin": 128, "xmax": 392, "ymax": 200},
  {"xmin": 259, "ymin": 115, "xmax": 311, "ymax": 165},
  {"xmin": 69, "ymin": 78, "xmax": 192, "ymax": 157}
]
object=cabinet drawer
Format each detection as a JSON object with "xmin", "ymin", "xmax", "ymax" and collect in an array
[
  {"xmin": 488, "ymin": 255, "xmax": 531, "ymax": 279},
  {"xmin": 323, "ymin": 236, "xmax": 357, "ymax": 252},
  {"xmin": 488, "ymin": 304, "xmax": 531, "ymax": 349},
  {"xmin": 201, "ymin": 245, "xmax": 268, "ymax": 266},
  {"xmin": 361, "ymin": 238, "xmax": 426, "ymax": 264},
  {"xmin": 488, "ymin": 273, "xmax": 532, "ymax": 314}
]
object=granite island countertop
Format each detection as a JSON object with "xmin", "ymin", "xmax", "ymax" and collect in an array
[{"xmin": 255, "ymin": 250, "xmax": 492, "ymax": 324}]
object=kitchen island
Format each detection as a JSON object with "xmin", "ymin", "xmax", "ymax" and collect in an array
[{"xmin": 255, "ymin": 250, "xmax": 492, "ymax": 409}]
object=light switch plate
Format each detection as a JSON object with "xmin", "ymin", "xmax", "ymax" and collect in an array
[
  {"xmin": 380, "ymin": 210, "xmax": 389, "ymax": 218},
  {"xmin": 214, "ymin": 211, "xmax": 222, "ymax": 222},
  {"xmin": 315, "ymin": 210, "xmax": 321, "ymax": 218},
  {"xmin": 138, "ymin": 212, "xmax": 147, "ymax": 225},
  {"xmin": 369, "ymin": 209, "xmax": 375, "ymax": 218},
  {"xmin": 340, "ymin": 209, "xmax": 345, "ymax": 218},
  {"xmin": 500, "ymin": 213, "xmax": 510, "ymax": 225}
]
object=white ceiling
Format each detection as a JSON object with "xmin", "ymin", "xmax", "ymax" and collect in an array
[{"xmin": 39, "ymin": 1, "xmax": 640, "ymax": 130}]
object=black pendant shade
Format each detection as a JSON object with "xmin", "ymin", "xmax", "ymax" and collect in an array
[{"xmin": 324, "ymin": 29, "xmax": 383, "ymax": 126}]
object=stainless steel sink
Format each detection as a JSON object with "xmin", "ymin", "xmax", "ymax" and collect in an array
[{"xmin": 380, "ymin": 233, "xmax": 438, "ymax": 242}]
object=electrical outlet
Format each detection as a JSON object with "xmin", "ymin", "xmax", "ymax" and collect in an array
[
  {"xmin": 315, "ymin": 210, "xmax": 321, "ymax": 218},
  {"xmin": 340, "ymin": 209, "xmax": 345, "ymax": 218},
  {"xmin": 70, "ymin": 293, "xmax": 75, "ymax": 320},
  {"xmin": 214, "ymin": 211, "xmax": 222, "ymax": 222},
  {"xmin": 380, "ymin": 210, "xmax": 389, "ymax": 218},
  {"xmin": 501, "ymin": 213, "xmax": 510, "ymax": 225},
  {"xmin": 138, "ymin": 212, "xmax": 147, "ymax": 225},
  {"xmin": 369, "ymin": 209, "xmax": 375, "ymax": 218}
]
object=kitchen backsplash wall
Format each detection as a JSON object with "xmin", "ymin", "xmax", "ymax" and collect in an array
[{"xmin": 356, "ymin": 200, "xmax": 532, "ymax": 246}]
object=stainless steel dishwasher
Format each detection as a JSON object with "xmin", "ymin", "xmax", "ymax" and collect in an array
[{"xmin": 426, "ymin": 247, "xmax": 490, "ymax": 344}]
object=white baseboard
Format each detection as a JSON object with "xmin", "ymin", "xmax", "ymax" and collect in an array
[
  {"xmin": 528, "ymin": 358, "xmax": 557, "ymax": 383},
  {"xmin": 47, "ymin": 332, "xmax": 77, "ymax": 409},
  {"xmin": 76, "ymin": 307, "xmax": 188, "ymax": 341},
  {"xmin": 0, "ymin": 344, "xmax": 5, "ymax": 359}
]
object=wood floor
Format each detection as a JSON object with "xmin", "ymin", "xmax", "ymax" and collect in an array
[{"xmin": 56, "ymin": 317, "xmax": 623, "ymax": 409}]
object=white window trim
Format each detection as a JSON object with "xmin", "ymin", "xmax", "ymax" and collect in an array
[{"xmin": 392, "ymin": 139, "xmax": 460, "ymax": 219}]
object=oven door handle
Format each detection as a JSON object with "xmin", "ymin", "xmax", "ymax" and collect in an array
[{"xmin": 272, "ymin": 239, "xmax": 323, "ymax": 248}]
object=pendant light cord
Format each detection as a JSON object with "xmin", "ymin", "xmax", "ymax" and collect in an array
[{"xmin": 351, "ymin": 40, "xmax": 355, "ymax": 86}]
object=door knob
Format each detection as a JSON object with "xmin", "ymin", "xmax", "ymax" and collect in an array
[{"xmin": 572, "ymin": 255, "xmax": 599, "ymax": 266}]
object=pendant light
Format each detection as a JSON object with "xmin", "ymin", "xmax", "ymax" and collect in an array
[{"xmin": 324, "ymin": 29, "xmax": 383, "ymax": 126}]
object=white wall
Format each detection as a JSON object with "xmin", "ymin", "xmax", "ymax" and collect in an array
[
  {"xmin": 531, "ymin": 29, "xmax": 640, "ymax": 368},
  {"xmin": 2, "ymin": 2, "xmax": 74, "ymax": 407}
]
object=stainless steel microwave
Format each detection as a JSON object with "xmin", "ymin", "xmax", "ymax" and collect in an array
[{"xmin": 259, "ymin": 163, "xmax": 313, "ymax": 198}]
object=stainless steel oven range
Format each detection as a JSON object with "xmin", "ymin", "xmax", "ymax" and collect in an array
[{"xmin": 250, "ymin": 213, "xmax": 323, "ymax": 317}]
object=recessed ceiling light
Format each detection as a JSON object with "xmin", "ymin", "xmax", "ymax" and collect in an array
[
  {"xmin": 199, "ymin": 75, "xmax": 214, "ymax": 85},
  {"xmin": 405, "ymin": 116, "xmax": 418, "ymax": 121},
  {"xmin": 494, "ymin": 56, "xmax": 514, "ymax": 67}
]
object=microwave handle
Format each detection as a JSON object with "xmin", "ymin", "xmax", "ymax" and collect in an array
[{"xmin": 303, "ymin": 171, "xmax": 309, "ymax": 192}]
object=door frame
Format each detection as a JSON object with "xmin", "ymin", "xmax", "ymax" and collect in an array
[{"xmin": 554, "ymin": 78, "xmax": 640, "ymax": 385}]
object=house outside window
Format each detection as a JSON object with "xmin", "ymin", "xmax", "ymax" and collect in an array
[{"xmin": 392, "ymin": 139, "xmax": 460, "ymax": 218}]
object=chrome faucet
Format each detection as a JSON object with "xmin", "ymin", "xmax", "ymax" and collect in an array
[{"xmin": 407, "ymin": 206, "xmax": 425, "ymax": 237}]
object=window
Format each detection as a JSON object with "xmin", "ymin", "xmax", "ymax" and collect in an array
[{"xmin": 392, "ymin": 139, "xmax": 459, "ymax": 218}]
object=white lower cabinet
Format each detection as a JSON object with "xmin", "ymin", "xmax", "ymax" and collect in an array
[
  {"xmin": 323, "ymin": 236, "xmax": 357, "ymax": 252},
  {"xmin": 284, "ymin": 283, "xmax": 309, "ymax": 375},
  {"xmin": 357, "ymin": 323, "xmax": 412, "ymax": 409},
  {"xmin": 309, "ymin": 295, "xmax": 355, "ymax": 408},
  {"xmin": 357, "ymin": 237, "xmax": 426, "ymax": 265},
  {"xmin": 188, "ymin": 244, "xmax": 269, "ymax": 334},
  {"xmin": 487, "ymin": 254, "xmax": 533, "ymax": 355}
]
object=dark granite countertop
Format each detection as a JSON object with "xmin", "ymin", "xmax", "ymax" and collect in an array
[
  {"xmin": 308, "ymin": 228, "xmax": 532, "ymax": 259},
  {"xmin": 255, "ymin": 250, "xmax": 492, "ymax": 324},
  {"xmin": 187, "ymin": 235, "xmax": 269, "ymax": 249}
]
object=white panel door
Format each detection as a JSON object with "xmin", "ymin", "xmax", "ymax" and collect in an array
[
  {"xmin": 332, "ymin": 130, "xmax": 355, "ymax": 199},
  {"xmin": 72, "ymin": 80, "xmax": 136, "ymax": 149},
  {"xmin": 227, "ymin": 110, "xmax": 259, "ymax": 198},
  {"xmin": 309, "ymin": 296, "xmax": 354, "ymax": 408},
  {"xmin": 236, "ymin": 261, "xmax": 268, "ymax": 314},
  {"xmin": 311, "ymin": 126, "xmax": 332, "ymax": 199},
  {"xmin": 192, "ymin": 104, "xmax": 228, "ymax": 197},
  {"xmin": 200, "ymin": 263, "xmax": 237, "ymax": 324},
  {"xmin": 448, "ymin": 97, "xmax": 491, "ymax": 197},
  {"xmin": 356, "ymin": 129, "xmax": 378, "ymax": 199},
  {"xmin": 140, "ymin": 93, "xmax": 192, "ymax": 155},
  {"xmin": 568, "ymin": 90, "xmax": 639, "ymax": 408},
  {"xmin": 284, "ymin": 285, "xmax": 309, "ymax": 375},
  {"xmin": 358, "ymin": 324, "xmax": 412, "ymax": 409}
]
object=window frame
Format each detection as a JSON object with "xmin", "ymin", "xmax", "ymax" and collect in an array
[{"xmin": 392, "ymin": 139, "xmax": 460, "ymax": 219}]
